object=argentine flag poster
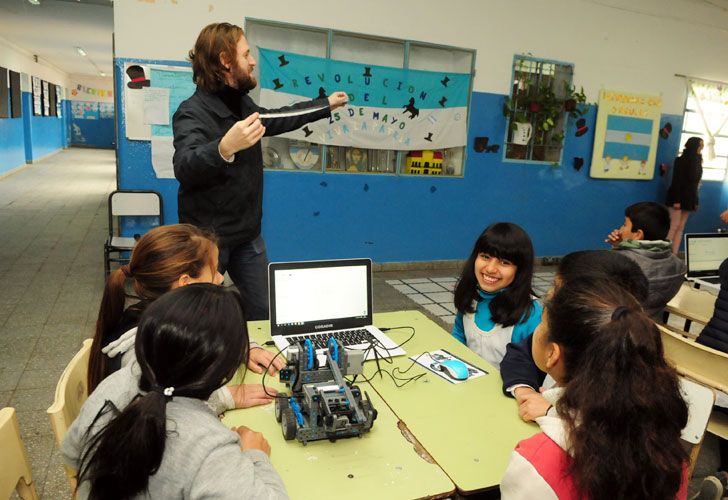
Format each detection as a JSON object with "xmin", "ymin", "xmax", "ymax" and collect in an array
[
  {"xmin": 590, "ymin": 89, "xmax": 662, "ymax": 179},
  {"xmin": 258, "ymin": 48, "xmax": 470, "ymax": 151}
]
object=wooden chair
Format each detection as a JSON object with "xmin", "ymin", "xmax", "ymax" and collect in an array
[
  {"xmin": 0, "ymin": 407, "xmax": 39, "ymax": 500},
  {"xmin": 659, "ymin": 325, "xmax": 728, "ymax": 443},
  {"xmin": 46, "ymin": 338, "xmax": 92, "ymax": 493},
  {"xmin": 679, "ymin": 377, "xmax": 715, "ymax": 476},
  {"xmin": 663, "ymin": 283, "xmax": 716, "ymax": 336}
]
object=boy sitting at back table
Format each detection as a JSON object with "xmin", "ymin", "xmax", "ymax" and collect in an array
[{"xmin": 605, "ymin": 201, "xmax": 686, "ymax": 320}]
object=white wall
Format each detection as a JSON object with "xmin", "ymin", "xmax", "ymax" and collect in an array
[
  {"xmin": 114, "ymin": 0, "xmax": 728, "ymax": 115},
  {"xmin": 0, "ymin": 36, "xmax": 70, "ymax": 92},
  {"xmin": 68, "ymin": 73, "xmax": 114, "ymax": 103}
]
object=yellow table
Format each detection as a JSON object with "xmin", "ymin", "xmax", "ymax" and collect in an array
[
  {"xmin": 222, "ymin": 317, "xmax": 455, "ymax": 500},
  {"xmin": 364, "ymin": 311, "xmax": 537, "ymax": 494},
  {"xmin": 664, "ymin": 283, "xmax": 716, "ymax": 335}
]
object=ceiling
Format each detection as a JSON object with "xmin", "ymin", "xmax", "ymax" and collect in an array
[{"xmin": 0, "ymin": 0, "xmax": 113, "ymax": 77}]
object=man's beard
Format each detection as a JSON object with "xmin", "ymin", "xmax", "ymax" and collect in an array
[{"xmin": 232, "ymin": 64, "xmax": 257, "ymax": 91}]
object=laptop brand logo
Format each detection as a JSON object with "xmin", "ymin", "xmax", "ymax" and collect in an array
[{"xmin": 315, "ymin": 324, "xmax": 333, "ymax": 330}]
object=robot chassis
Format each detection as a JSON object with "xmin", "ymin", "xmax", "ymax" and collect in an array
[{"xmin": 275, "ymin": 338, "xmax": 377, "ymax": 445}]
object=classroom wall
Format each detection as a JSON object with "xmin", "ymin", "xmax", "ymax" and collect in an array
[
  {"xmin": 0, "ymin": 36, "xmax": 70, "ymax": 174},
  {"xmin": 68, "ymin": 74, "xmax": 115, "ymax": 148},
  {"xmin": 113, "ymin": 0, "xmax": 728, "ymax": 261}
]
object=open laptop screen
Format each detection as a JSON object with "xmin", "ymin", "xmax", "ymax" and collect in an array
[
  {"xmin": 686, "ymin": 233, "xmax": 728, "ymax": 277},
  {"xmin": 269, "ymin": 259, "xmax": 373, "ymax": 335}
]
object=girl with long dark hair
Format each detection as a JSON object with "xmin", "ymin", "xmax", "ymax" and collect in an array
[
  {"xmin": 501, "ymin": 277, "xmax": 689, "ymax": 499},
  {"xmin": 666, "ymin": 136, "xmax": 704, "ymax": 254},
  {"xmin": 62, "ymin": 284, "xmax": 288, "ymax": 499},
  {"xmin": 452, "ymin": 222, "xmax": 541, "ymax": 369},
  {"xmin": 88, "ymin": 224, "xmax": 283, "ymax": 412}
]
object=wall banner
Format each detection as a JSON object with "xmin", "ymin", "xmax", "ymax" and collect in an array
[
  {"xmin": 258, "ymin": 48, "xmax": 470, "ymax": 151},
  {"xmin": 590, "ymin": 89, "xmax": 662, "ymax": 180}
]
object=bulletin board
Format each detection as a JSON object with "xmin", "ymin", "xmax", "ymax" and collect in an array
[
  {"xmin": 0, "ymin": 67, "xmax": 8, "ymax": 118},
  {"xmin": 10, "ymin": 71, "xmax": 21, "ymax": 118},
  {"xmin": 32, "ymin": 76, "xmax": 41, "ymax": 116},
  {"xmin": 589, "ymin": 89, "xmax": 662, "ymax": 180},
  {"xmin": 42, "ymin": 80, "xmax": 50, "ymax": 116}
]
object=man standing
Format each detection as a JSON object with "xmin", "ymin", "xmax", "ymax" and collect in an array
[{"xmin": 173, "ymin": 22, "xmax": 347, "ymax": 320}]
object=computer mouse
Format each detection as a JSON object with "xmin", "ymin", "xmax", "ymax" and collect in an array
[{"xmin": 433, "ymin": 359, "xmax": 469, "ymax": 381}]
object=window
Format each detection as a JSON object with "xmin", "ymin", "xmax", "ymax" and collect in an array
[
  {"xmin": 245, "ymin": 19, "xmax": 475, "ymax": 176},
  {"xmin": 679, "ymin": 80, "xmax": 728, "ymax": 181},
  {"xmin": 503, "ymin": 56, "xmax": 578, "ymax": 163}
]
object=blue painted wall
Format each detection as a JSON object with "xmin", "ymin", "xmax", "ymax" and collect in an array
[
  {"xmin": 0, "ymin": 92, "xmax": 26, "ymax": 175},
  {"xmin": 114, "ymin": 58, "xmax": 727, "ymax": 262},
  {"xmin": 71, "ymin": 117, "xmax": 115, "ymax": 148}
]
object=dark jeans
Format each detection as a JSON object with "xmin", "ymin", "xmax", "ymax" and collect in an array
[{"xmin": 218, "ymin": 235, "xmax": 269, "ymax": 321}]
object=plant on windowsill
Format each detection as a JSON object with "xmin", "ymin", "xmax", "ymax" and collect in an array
[{"xmin": 503, "ymin": 83, "xmax": 588, "ymax": 141}]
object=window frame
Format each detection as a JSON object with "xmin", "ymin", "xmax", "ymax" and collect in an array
[
  {"xmin": 502, "ymin": 54, "xmax": 575, "ymax": 166},
  {"xmin": 245, "ymin": 18, "xmax": 476, "ymax": 178}
]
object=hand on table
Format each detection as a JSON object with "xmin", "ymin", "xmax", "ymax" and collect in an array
[
  {"xmin": 514, "ymin": 387, "xmax": 552, "ymax": 422},
  {"xmin": 228, "ymin": 383, "xmax": 277, "ymax": 409},
  {"xmin": 248, "ymin": 346, "xmax": 285, "ymax": 375},
  {"xmin": 219, "ymin": 112, "xmax": 265, "ymax": 158},
  {"xmin": 327, "ymin": 91, "xmax": 348, "ymax": 110},
  {"xmin": 604, "ymin": 228, "xmax": 622, "ymax": 247},
  {"xmin": 233, "ymin": 425, "xmax": 271, "ymax": 456}
]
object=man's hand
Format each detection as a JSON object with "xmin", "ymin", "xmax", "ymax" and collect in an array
[
  {"xmin": 228, "ymin": 384, "xmax": 277, "ymax": 408},
  {"xmin": 233, "ymin": 425, "xmax": 271, "ymax": 456},
  {"xmin": 327, "ymin": 91, "xmax": 348, "ymax": 110},
  {"xmin": 248, "ymin": 347, "xmax": 285, "ymax": 375},
  {"xmin": 720, "ymin": 209, "xmax": 728, "ymax": 224},
  {"xmin": 604, "ymin": 228, "xmax": 622, "ymax": 247},
  {"xmin": 219, "ymin": 112, "xmax": 265, "ymax": 158},
  {"xmin": 515, "ymin": 388, "xmax": 552, "ymax": 422}
]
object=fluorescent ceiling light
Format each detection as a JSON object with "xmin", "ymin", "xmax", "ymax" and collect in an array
[
  {"xmin": 76, "ymin": 47, "xmax": 87, "ymax": 57},
  {"xmin": 27, "ymin": 0, "xmax": 41, "ymax": 5},
  {"xmin": 99, "ymin": 71, "xmax": 106, "ymax": 77}
]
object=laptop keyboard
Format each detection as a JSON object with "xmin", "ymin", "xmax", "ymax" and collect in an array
[{"xmin": 287, "ymin": 328, "xmax": 375, "ymax": 350}]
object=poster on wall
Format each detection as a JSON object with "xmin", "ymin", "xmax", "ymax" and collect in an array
[
  {"xmin": 257, "ymin": 48, "xmax": 470, "ymax": 150},
  {"xmin": 49, "ymin": 84, "xmax": 57, "ymax": 117},
  {"xmin": 32, "ymin": 76, "xmax": 42, "ymax": 115},
  {"xmin": 99, "ymin": 102, "xmax": 114, "ymax": 119},
  {"xmin": 589, "ymin": 89, "xmax": 662, "ymax": 180},
  {"xmin": 148, "ymin": 66, "xmax": 195, "ymax": 178},
  {"xmin": 55, "ymin": 85, "xmax": 62, "ymax": 117},
  {"xmin": 42, "ymin": 80, "xmax": 50, "ymax": 116},
  {"xmin": 0, "ymin": 67, "xmax": 8, "ymax": 119},
  {"xmin": 123, "ymin": 62, "xmax": 152, "ymax": 140},
  {"xmin": 10, "ymin": 70, "xmax": 21, "ymax": 118}
]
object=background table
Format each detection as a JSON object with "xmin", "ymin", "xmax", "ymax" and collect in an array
[{"xmin": 222, "ymin": 318, "xmax": 455, "ymax": 500}]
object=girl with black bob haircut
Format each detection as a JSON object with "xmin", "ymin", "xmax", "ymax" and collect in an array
[
  {"xmin": 452, "ymin": 222, "xmax": 541, "ymax": 369},
  {"xmin": 62, "ymin": 284, "xmax": 288, "ymax": 499},
  {"xmin": 501, "ymin": 277, "xmax": 689, "ymax": 499}
]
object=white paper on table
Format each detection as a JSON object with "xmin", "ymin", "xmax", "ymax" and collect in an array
[
  {"xmin": 151, "ymin": 135, "xmax": 175, "ymax": 179},
  {"xmin": 143, "ymin": 87, "xmax": 170, "ymax": 125}
]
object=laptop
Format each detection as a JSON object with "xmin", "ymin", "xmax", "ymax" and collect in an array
[
  {"xmin": 684, "ymin": 233, "xmax": 728, "ymax": 290},
  {"xmin": 268, "ymin": 258, "xmax": 406, "ymax": 361}
]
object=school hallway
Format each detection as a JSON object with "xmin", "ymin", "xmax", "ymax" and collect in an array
[{"xmin": 0, "ymin": 147, "xmax": 459, "ymax": 498}]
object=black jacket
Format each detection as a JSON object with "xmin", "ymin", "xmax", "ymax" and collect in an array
[
  {"xmin": 666, "ymin": 154, "xmax": 703, "ymax": 211},
  {"xmin": 697, "ymin": 257, "xmax": 728, "ymax": 353},
  {"xmin": 172, "ymin": 88, "xmax": 330, "ymax": 246},
  {"xmin": 500, "ymin": 335, "xmax": 546, "ymax": 397}
]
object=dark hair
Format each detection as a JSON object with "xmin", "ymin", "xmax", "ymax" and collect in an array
[
  {"xmin": 453, "ymin": 222, "xmax": 535, "ymax": 326},
  {"xmin": 189, "ymin": 22, "xmax": 243, "ymax": 93},
  {"xmin": 89, "ymin": 224, "xmax": 218, "ymax": 393},
  {"xmin": 557, "ymin": 250, "xmax": 648, "ymax": 303},
  {"xmin": 681, "ymin": 136, "xmax": 704, "ymax": 159},
  {"xmin": 624, "ymin": 201, "xmax": 670, "ymax": 240},
  {"xmin": 78, "ymin": 284, "xmax": 248, "ymax": 500},
  {"xmin": 546, "ymin": 278, "xmax": 688, "ymax": 500}
]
